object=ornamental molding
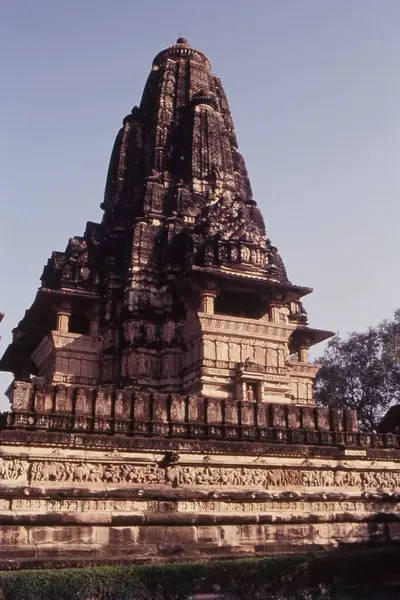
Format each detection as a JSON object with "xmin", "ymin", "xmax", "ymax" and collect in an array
[
  {"xmin": 199, "ymin": 315, "xmax": 294, "ymax": 341},
  {"xmin": 7, "ymin": 498, "xmax": 400, "ymax": 515}
]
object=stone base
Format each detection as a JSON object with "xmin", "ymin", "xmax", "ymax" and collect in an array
[
  {"xmin": 0, "ymin": 430, "xmax": 400, "ymax": 567},
  {"xmin": 1, "ymin": 520, "xmax": 400, "ymax": 568}
]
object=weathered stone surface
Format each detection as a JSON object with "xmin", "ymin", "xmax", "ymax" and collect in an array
[
  {"xmin": 0, "ymin": 526, "xmax": 28, "ymax": 547},
  {"xmin": 137, "ymin": 526, "xmax": 197, "ymax": 545}
]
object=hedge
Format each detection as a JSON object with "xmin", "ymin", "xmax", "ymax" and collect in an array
[{"xmin": 0, "ymin": 546, "xmax": 399, "ymax": 600}]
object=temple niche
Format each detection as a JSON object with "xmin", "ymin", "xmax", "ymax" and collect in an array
[{"xmin": 0, "ymin": 39, "xmax": 399, "ymax": 566}]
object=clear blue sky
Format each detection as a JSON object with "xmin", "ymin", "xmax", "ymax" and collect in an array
[{"xmin": 1, "ymin": 0, "xmax": 400, "ymax": 406}]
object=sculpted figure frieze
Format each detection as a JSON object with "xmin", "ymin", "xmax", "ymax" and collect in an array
[{"xmin": 0, "ymin": 457, "xmax": 399, "ymax": 491}]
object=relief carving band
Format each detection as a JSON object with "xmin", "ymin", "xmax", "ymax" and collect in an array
[
  {"xmin": 0, "ymin": 458, "xmax": 29, "ymax": 480},
  {"xmin": 1, "ymin": 457, "xmax": 400, "ymax": 490},
  {"xmin": 7, "ymin": 498, "xmax": 400, "ymax": 514},
  {"xmin": 30, "ymin": 461, "xmax": 164, "ymax": 484}
]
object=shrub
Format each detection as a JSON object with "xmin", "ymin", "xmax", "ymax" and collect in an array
[{"xmin": 0, "ymin": 547, "xmax": 399, "ymax": 600}]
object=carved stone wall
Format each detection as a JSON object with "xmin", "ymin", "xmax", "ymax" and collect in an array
[{"xmin": 0, "ymin": 437, "xmax": 399, "ymax": 565}]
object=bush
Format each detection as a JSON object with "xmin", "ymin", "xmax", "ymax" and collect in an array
[{"xmin": 0, "ymin": 547, "xmax": 399, "ymax": 600}]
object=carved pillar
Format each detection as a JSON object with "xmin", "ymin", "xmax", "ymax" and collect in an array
[
  {"xmin": 295, "ymin": 334, "xmax": 312, "ymax": 363},
  {"xmin": 200, "ymin": 290, "xmax": 218, "ymax": 314},
  {"xmin": 56, "ymin": 303, "xmax": 72, "ymax": 334},
  {"xmin": 90, "ymin": 305, "xmax": 101, "ymax": 337},
  {"xmin": 298, "ymin": 346, "xmax": 309, "ymax": 363},
  {"xmin": 269, "ymin": 302, "xmax": 280, "ymax": 323},
  {"xmin": 9, "ymin": 380, "xmax": 32, "ymax": 412},
  {"xmin": 344, "ymin": 408, "xmax": 358, "ymax": 432}
]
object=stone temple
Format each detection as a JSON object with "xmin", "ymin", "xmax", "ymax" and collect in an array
[{"xmin": 0, "ymin": 38, "xmax": 400, "ymax": 566}]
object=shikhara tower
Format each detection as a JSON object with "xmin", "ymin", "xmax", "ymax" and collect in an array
[{"xmin": 1, "ymin": 38, "xmax": 331, "ymax": 410}]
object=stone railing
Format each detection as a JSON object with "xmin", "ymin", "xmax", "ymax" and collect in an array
[
  {"xmin": 6, "ymin": 381, "xmax": 400, "ymax": 451},
  {"xmin": 216, "ymin": 240, "xmax": 268, "ymax": 269},
  {"xmin": 4, "ymin": 410, "xmax": 399, "ymax": 451}
]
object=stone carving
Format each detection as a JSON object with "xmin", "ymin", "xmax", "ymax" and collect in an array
[
  {"xmin": 12, "ymin": 381, "xmax": 31, "ymax": 410},
  {"xmin": 162, "ymin": 355, "xmax": 175, "ymax": 376},
  {"xmin": 0, "ymin": 457, "xmax": 396, "ymax": 490},
  {"xmin": 124, "ymin": 321, "xmax": 141, "ymax": 342},
  {"xmin": 179, "ymin": 467, "xmax": 400, "ymax": 489},
  {"xmin": 162, "ymin": 321, "xmax": 175, "ymax": 344},
  {"xmin": 159, "ymin": 499, "xmax": 400, "ymax": 514},
  {"xmin": 29, "ymin": 460, "xmax": 164, "ymax": 485},
  {"xmin": 0, "ymin": 458, "xmax": 29, "ymax": 480},
  {"xmin": 144, "ymin": 323, "xmax": 156, "ymax": 343},
  {"xmin": 245, "ymin": 383, "xmax": 256, "ymax": 402},
  {"xmin": 8, "ymin": 497, "xmax": 400, "ymax": 515}
]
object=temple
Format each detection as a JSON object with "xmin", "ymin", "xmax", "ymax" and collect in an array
[{"xmin": 0, "ymin": 39, "xmax": 399, "ymax": 566}]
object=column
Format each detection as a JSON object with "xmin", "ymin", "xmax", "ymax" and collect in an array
[
  {"xmin": 90, "ymin": 305, "xmax": 101, "ymax": 337},
  {"xmin": 200, "ymin": 290, "xmax": 218, "ymax": 314},
  {"xmin": 298, "ymin": 345, "xmax": 309, "ymax": 363},
  {"xmin": 269, "ymin": 302, "xmax": 280, "ymax": 323},
  {"xmin": 56, "ymin": 303, "xmax": 72, "ymax": 333}
]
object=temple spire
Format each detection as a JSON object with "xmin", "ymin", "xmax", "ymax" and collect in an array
[{"xmin": 102, "ymin": 37, "xmax": 271, "ymax": 275}]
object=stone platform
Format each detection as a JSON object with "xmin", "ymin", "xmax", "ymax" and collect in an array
[{"xmin": 0, "ymin": 416, "xmax": 399, "ymax": 567}]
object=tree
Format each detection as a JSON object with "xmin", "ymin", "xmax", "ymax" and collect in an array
[{"xmin": 314, "ymin": 310, "xmax": 400, "ymax": 431}]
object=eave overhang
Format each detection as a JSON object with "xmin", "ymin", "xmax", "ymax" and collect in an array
[
  {"xmin": 174, "ymin": 265, "xmax": 313, "ymax": 303},
  {"xmin": 0, "ymin": 288, "xmax": 99, "ymax": 373},
  {"xmin": 290, "ymin": 326, "xmax": 335, "ymax": 349}
]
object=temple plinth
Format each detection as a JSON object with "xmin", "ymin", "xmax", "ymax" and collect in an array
[{"xmin": 0, "ymin": 39, "xmax": 399, "ymax": 567}]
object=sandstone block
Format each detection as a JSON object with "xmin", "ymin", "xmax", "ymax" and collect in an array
[
  {"xmin": 137, "ymin": 526, "xmax": 197, "ymax": 545},
  {"xmin": 0, "ymin": 526, "xmax": 28, "ymax": 546}
]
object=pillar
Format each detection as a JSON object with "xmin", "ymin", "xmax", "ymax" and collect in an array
[
  {"xmin": 298, "ymin": 346, "xmax": 309, "ymax": 363},
  {"xmin": 200, "ymin": 290, "xmax": 218, "ymax": 314},
  {"xmin": 269, "ymin": 303, "xmax": 280, "ymax": 323},
  {"xmin": 56, "ymin": 303, "xmax": 72, "ymax": 334},
  {"xmin": 90, "ymin": 305, "xmax": 101, "ymax": 337}
]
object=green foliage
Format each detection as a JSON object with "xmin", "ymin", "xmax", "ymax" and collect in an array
[
  {"xmin": 315, "ymin": 309, "xmax": 400, "ymax": 430},
  {"xmin": 0, "ymin": 547, "xmax": 399, "ymax": 600}
]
